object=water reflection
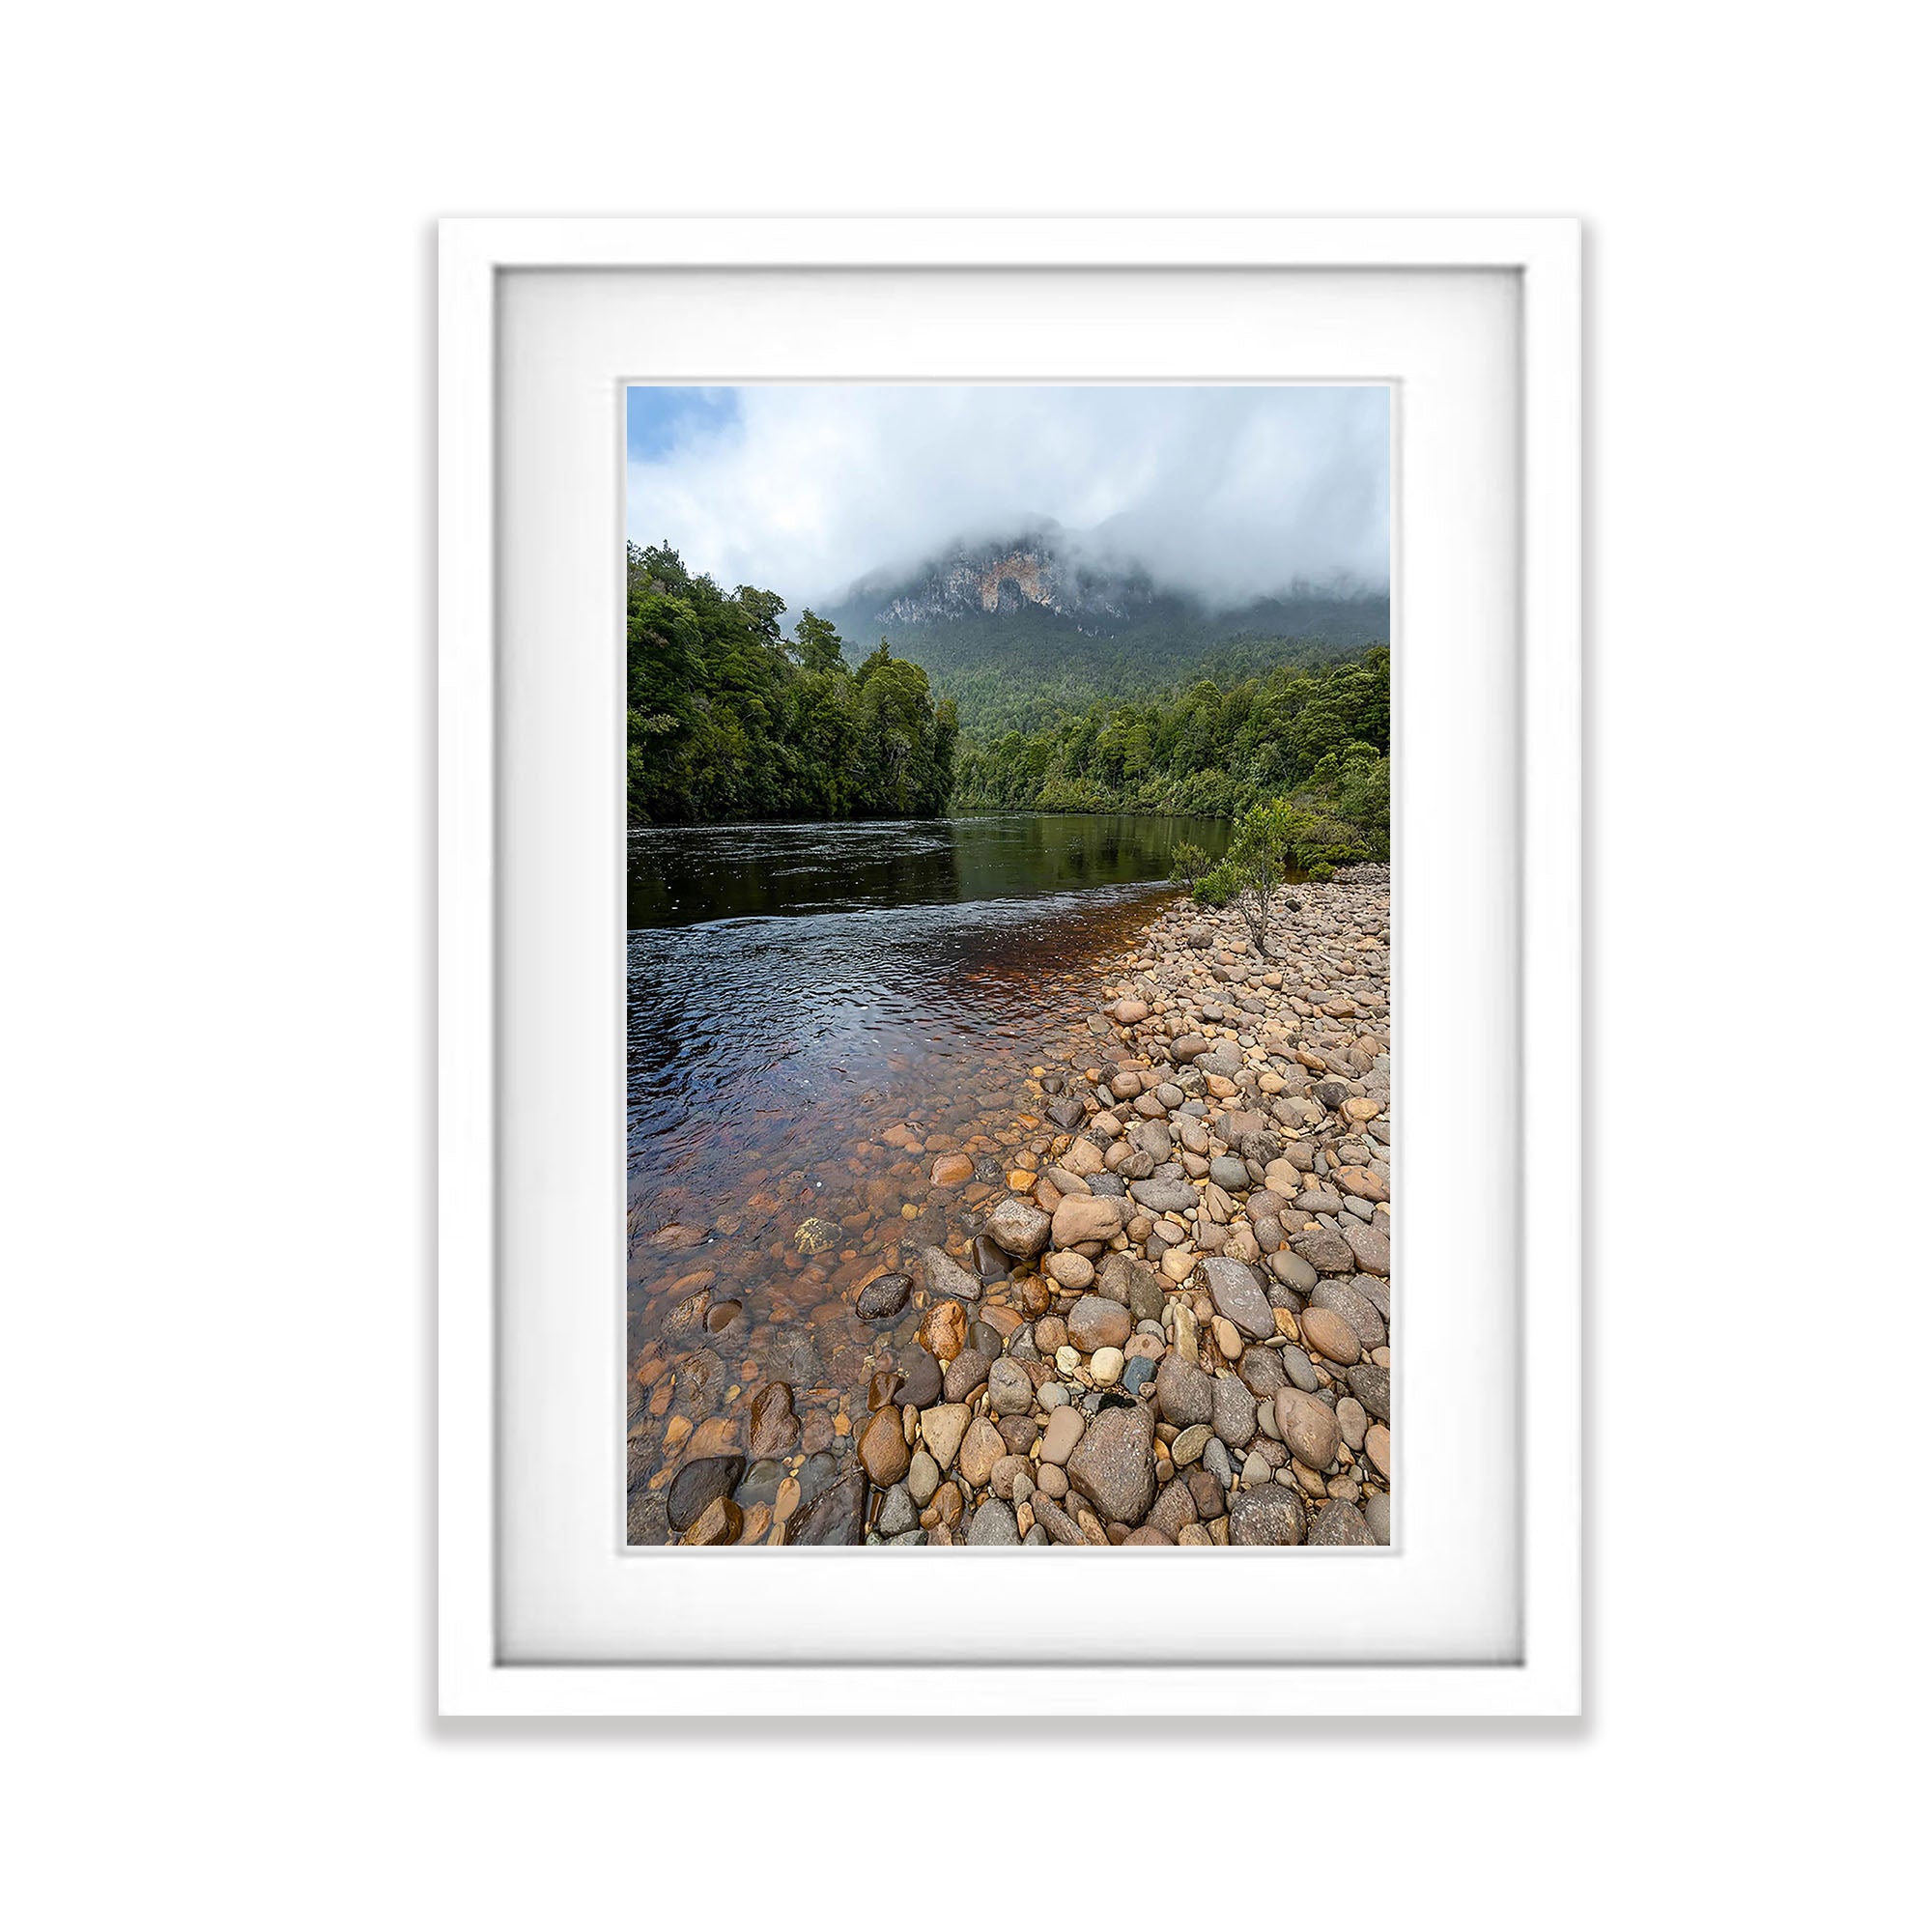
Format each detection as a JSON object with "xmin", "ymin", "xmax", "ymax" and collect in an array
[{"xmin": 627, "ymin": 812, "xmax": 1233, "ymax": 930}]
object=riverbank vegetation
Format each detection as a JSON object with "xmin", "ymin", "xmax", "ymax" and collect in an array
[
  {"xmin": 627, "ymin": 543, "xmax": 957, "ymax": 825},
  {"xmin": 951, "ymin": 650, "xmax": 1391, "ymax": 864},
  {"xmin": 626, "ymin": 540, "xmax": 1387, "ymax": 863}
]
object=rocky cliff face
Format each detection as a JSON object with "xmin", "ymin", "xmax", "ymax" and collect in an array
[{"xmin": 858, "ymin": 528, "xmax": 1157, "ymax": 633}]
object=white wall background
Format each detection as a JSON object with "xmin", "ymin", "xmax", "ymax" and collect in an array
[{"xmin": 3, "ymin": 5, "xmax": 1922, "ymax": 1924}]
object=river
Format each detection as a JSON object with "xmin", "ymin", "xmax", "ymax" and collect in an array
[{"xmin": 623, "ymin": 812, "xmax": 1236, "ymax": 1536}]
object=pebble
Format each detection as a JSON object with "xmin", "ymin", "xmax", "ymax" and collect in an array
[
  {"xmin": 856, "ymin": 1272, "xmax": 912, "ymax": 1320},
  {"xmin": 1044, "ymin": 1249, "xmax": 1095, "ymax": 1289},
  {"xmin": 785, "ymin": 1471, "xmax": 867, "ymax": 1546},
  {"xmin": 631, "ymin": 869, "xmax": 1396, "ymax": 1559},
  {"xmin": 1211, "ymin": 1374, "xmax": 1257, "ymax": 1450},
  {"xmin": 667, "ymin": 1456, "xmax": 745, "ymax": 1531},
  {"xmin": 1065, "ymin": 1294, "xmax": 1133, "ymax": 1351},
  {"xmin": 1229, "ymin": 1487, "xmax": 1307, "ymax": 1546},
  {"xmin": 1298, "ymin": 1304, "xmax": 1362, "ymax": 1365},
  {"xmin": 857, "ymin": 1406, "xmax": 911, "ymax": 1486},
  {"xmin": 920, "ymin": 1403, "xmax": 971, "ymax": 1471},
  {"xmin": 682, "ymin": 1495, "xmax": 742, "ymax": 1546},
  {"xmin": 943, "ymin": 1348, "xmax": 992, "ymax": 1404},
  {"xmin": 1311, "ymin": 1277, "xmax": 1387, "ymax": 1350},
  {"xmin": 1274, "ymin": 1388, "xmax": 1342, "ymax": 1469},
  {"xmin": 1336, "ymin": 1395, "xmax": 1369, "ymax": 1451},
  {"xmin": 984, "ymin": 1196, "xmax": 1052, "ymax": 1258},
  {"xmin": 1348, "ymin": 1362, "xmax": 1391, "ymax": 1423},
  {"xmin": 1039, "ymin": 1406, "xmax": 1086, "ymax": 1464},
  {"xmin": 1197, "ymin": 1255, "xmax": 1275, "ymax": 1340},
  {"xmin": 1155, "ymin": 1351, "xmax": 1215, "ymax": 1427},
  {"xmin": 874, "ymin": 1484, "xmax": 919, "ymax": 1536},
  {"xmin": 906, "ymin": 1449, "xmax": 940, "ymax": 1507},
  {"xmin": 957, "ymin": 1416, "xmax": 1005, "ymax": 1489},
  {"xmin": 895, "ymin": 1346, "xmax": 943, "ymax": 1408},
  {"xmin": 967, "ymin": 1499, "xmax": 1021, "ymax": 1545},
  {"xmin": 986, "ymin": 1357, "xmax": 1034, "ymax": 1417},
  {"xmin": 1363, "ymin": 1492, "xmax": 1392, "ymax": 1545},
  {"xmin": 1308, "ymin": 1499, "xmax": 1376, "ymax": 1546},
  {"xmin": 1065, "ymin": 1404, "xmax": 1157, "ymax": 1524},
  {"xmin": 922, "ymin": 1245, "xmax": 983, "ymax": 1304}
]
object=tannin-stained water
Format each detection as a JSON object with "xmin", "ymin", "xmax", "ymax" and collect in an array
[{"xmin": 624, "ymin": 813, "xmax": 1234, "ymax": 1538}]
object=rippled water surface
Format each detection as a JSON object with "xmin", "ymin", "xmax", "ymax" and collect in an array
[
  {"xmin": 626, "ymin": 814, "xmax": 1233, "ymax": 1183},
  {"xmin": 624, "ymin": 812, "xmax": 1233, "ymax": 1532}
]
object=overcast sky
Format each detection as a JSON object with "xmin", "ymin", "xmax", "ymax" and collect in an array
[{"xmin": 626, "ymin": 384, "xmax": 1389, "ymax": 613}]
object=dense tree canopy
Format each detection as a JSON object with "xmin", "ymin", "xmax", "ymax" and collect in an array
[
  {"xmin": 950, "ymin": 649, "xmax": 1390, "ymax": 864},
  {"xmin": 627, "ymin": 543, "xmax": 956, "ymax": 825},
  {"xmin": 627, "ymin": 538, "xmax": 1385, "ymax": 860}
]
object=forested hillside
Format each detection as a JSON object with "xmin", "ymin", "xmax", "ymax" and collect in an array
[
  {"xmin": 952, "ymin": 649, "xmax": 1391, "ymax": 866},
  {"xmin": 625, "ymin": 538, "xmax": 1389, "ymax": 865},
  {"xmin": 626, "ymin": 543, "xmax": 955, "ymax": 826},
  {"xmin": 825, "ymin": 541, "xmax": 1388, "ymax": 738}
]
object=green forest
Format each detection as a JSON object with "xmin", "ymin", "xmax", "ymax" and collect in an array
[
  {"xmin": 626, "ymin": 541, "xmax": 1389, "ymax": 869},
  {"xmin": 952, "ymin": 651, "xmax": 1391, "ymax": 867},
  {"xmin": 822, "ymin": 586, "xmax": 1387, "ymax": 740},
  {"xmin": 627, "ymin": 543, "xmax": 957, "ymax": 825}
]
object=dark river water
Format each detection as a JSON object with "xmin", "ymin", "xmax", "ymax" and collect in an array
[
  {"xmin": 626, "ymin": 813, "xmax": 1234, "ymax": 1179},
  {"xmin": 623, "ymin": 812, "xmax": 1234, "ymax": 1535}
]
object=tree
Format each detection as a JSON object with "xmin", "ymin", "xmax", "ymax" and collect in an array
[
  {"xmin": 793, "ymin": 609, "xmax": 845, "ymax": 673},
  {"xmin": 625, "ymin": 548, "xmax": 955, "ymax": 826}
]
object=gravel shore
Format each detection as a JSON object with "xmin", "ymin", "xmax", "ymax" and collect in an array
[{"xmin": 630, "ymin": 863, "xmax": 1392, "ymax": 1548}]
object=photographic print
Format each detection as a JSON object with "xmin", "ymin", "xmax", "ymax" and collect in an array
[{"xmin": 625, "ymin": 384, "xmax": 1391, "ymax": 1548}]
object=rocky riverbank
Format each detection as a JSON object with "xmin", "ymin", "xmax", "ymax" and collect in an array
[{"xmin": 628, "ymin": 864, "xmax": 1392, "ymax": 1548}]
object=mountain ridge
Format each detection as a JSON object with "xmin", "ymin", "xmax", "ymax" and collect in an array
[{"xmin": 820, "ymin": 527, "xmax": 1389, "ymax": 736}]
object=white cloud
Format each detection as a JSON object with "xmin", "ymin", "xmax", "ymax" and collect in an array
[{"xmin": 625, "ymin": 384, "xmax": 1388, "ymax": 612}]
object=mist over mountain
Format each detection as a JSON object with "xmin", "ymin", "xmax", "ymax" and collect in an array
[
  {"xmin": 822, "ymin": 523, "xmax": 1389, "ymax": 735},
  {"xmin": 626, "ymin": 384, "xmax": 1390, "ymax": 612}
]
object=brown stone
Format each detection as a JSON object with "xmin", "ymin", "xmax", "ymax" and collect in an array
[
  {"xmin": 1066, "ymin": 1404, "xmax": 1157, "ymax": 1526},
  {"xmin": 685, "ymin": 1415, "xmax": 743, "ymax": 1461},
  {"xmin": 920, "ymin": 1299, "xmax": 969, "ymax": 1363},
  {"xmin": 1050, "ymin": 1194, "xmax": 1124, "ymax": 1246},
  {"xmin": 747, "ymin": 1381, "xmax": 799, "ymax": 1459},
  {"xmin": 1274, "ymin": 1388, "xmax": 1342, "ymax": 1469},
  {"xmin": 857, "ymin": 1406, "xmax": 911, "ymax": 1487},
  {"xmin": 1331, "ymin": 1165, "xmax": 1388, "ymax": 1203},
  {"xmin": 1298, "ymin": 1304, "xmax": 1362, "ymax": 1365},
  {"xmin": 1044, "ymin": 1249, "xmax": 1095, "ymax": 1290},
  {"xmin": 680, "ymin": 1495, "xmax": 742, "ymax": 1546},
  {"xmin": 920, "ymin": 1402, "xmax": 972, "ymax": 1471},
  {"xmin": 1065, "ymin": 1293, "xmax": 1132, "ymax": 1352},
  {"xmin": 1039, "ymin": 1406, "xmax": 1086, "ymax": 1465},
  {"xmin": 957, "ymin": 1416, "xmax": 1005, "ymax": 1489}
]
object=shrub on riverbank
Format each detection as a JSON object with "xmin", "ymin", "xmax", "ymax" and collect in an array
[{"xmin": 1189, "ymin": 783, "xmax": 1385, "ymax": 924}]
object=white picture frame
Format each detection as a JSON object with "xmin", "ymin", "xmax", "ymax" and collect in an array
[{"xmin": 439, "ymin": 216, "xmax": 1581, "ymax": 1718}]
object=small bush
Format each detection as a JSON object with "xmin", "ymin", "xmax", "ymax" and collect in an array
[
  {"xmin": 1169, "ymin": 841, "xmax": 1210, "ymax": 892},
  {"xmin": 1193, "ymin": 864, "xmax": 1237, "ymax": 907}
]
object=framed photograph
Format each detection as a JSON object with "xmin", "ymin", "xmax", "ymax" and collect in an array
[{"xmin": 440, "ymin": 216, "xmax": 1581, "ymax": 1716}]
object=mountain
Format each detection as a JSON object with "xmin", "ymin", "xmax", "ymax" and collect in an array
[{"xmin": 821, "ymin": 525, "xmax": 1389, "ymax": 736}]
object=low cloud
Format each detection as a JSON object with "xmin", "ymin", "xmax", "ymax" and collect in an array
[{"xmin": 625, "ymin": 384, "xmax": 1388, "ymax": 613}]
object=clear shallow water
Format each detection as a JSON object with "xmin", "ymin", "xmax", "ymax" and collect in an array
[{"xmin": 623, "ymin": 812, "xmax": 1232, "ymax": 1527}]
